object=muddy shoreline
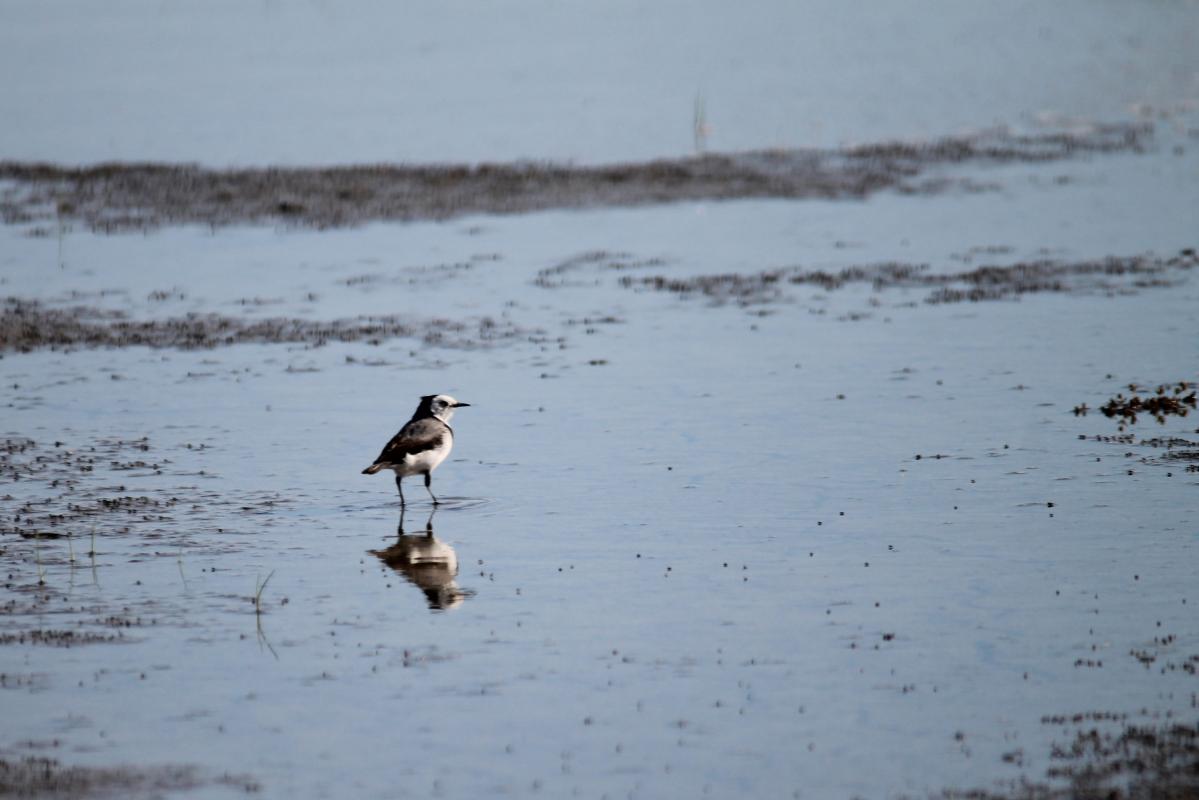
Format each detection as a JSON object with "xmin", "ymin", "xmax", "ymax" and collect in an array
[
  {"xmin": 0, "ymin": 299, "xmax": 536, "ymax": 353},
  {"xmin": 1, "ymin": 114, "xmax": 1193, "ymax": 800},
  {"xmin": 0, "ymin": 124, "xmax": 1149, "ymax": 231},
  {"xmin": 4, "ymin": 429, "xmax": 1196, "ymax": 799},
  {"xmin": 2, "ymin": 249, "xmax": 1193, "ymax": 356},
  {"xmin": 936, "ymin": 717, "xmax": 1199, "ymax": 799},
  {"xmin": 618, "ymin": 250, "xmax": 1199, "ymax": 306},
  {"xmin": 0, "ymin": 757, "xmax": 259, "ymax": 798}
]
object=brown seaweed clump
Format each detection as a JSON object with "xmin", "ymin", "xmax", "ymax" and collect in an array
[{"xmin": 1086, "ymin": 382, "xmax": 1197, "ymax": 426}]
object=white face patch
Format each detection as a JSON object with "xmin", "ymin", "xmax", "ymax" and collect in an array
[{"xmin": 431, "ymin": 394, "xmax": 461, "ymax": 423}]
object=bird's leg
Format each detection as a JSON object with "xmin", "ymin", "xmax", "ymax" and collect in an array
[
  {"xmin": 396, "ymin": 504, "xmax": 407, "ymax": 535},
  {"xmin": 424, "ymin": 472, "xmax": 439, "ymax": 506},
  {"xmin": 395, "ymin": 475, "xmax": 406, "ymax": 507}
]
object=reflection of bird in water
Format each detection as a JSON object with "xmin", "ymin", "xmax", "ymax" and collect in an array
[
  {"xmin": 370, "ymin": 508, "xmax": 472, "ymax": 611},
  {"xmin": 361, "ymin": 394, "xmax": 470, "ymax": 506}
]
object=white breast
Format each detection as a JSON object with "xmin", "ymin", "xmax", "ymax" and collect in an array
[{"xmin": 393, "ymin": 438, "xmax": 452, "ymax": 477}]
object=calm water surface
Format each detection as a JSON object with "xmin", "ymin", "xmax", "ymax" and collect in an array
[{"xmin": 2, "ymin": 2, "xmax": 1198, "ymax": 798}]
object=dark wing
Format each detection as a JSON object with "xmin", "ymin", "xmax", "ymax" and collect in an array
[{"xmin": 372, "ymin": 418, "xmax": 448, "ymax": 465}]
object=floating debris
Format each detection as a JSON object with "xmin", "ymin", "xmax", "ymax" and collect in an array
[
  {"xmin": 1095, "ymin": 382, "xmax": 1196, "ymax": 425},
  {"xmin": 0, "ymin": 629, "xmax": 127, "ymax": 646},
  {"xmin": 534, "ymin": 251, "xmax": 669, "ymax": 289}
]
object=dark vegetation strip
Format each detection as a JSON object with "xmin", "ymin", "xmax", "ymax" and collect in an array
[
  {"xmin": 0, "ymin": 757, "xmax": 260, "ymax": 797},
  {"xmin": 619, "ymin": 250, "xmax": 1198, "ymax": 306},
  {"xmin": 935, "ymin": 718, "xmax": 1199, "ymax": 800},
  {"xmin": 1073, "ymin": 382, "xmax": 1197, "ymax": 425},
  {"xmin": 0, "ymin": 300, "xmax": 533, "ymax": 353},
  {"xmin": 0, "ymin": 124, "xmax": 1149, "ymax": 231}
]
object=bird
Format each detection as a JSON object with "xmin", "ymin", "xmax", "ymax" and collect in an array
[{"xmin": 362, "ymin": 394, "xmax": 470, "ymax": 506}]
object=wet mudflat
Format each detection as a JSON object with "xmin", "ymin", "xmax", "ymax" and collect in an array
[
  {"xmin": 0, "ymin": 125, "xmax": 1149, "ymax": 233},
  {"xmin": 2, "ymin": 121, "xmax": 1198, "ymax": 799},
  {"xmin": 0, "ymin": 757, "xmax": 259, "ymax": 798},
  {"xmin": 0, "ymin": 298, "xmax": 534, "ymax": 353},
  {"xmin": 620, "ymin": 250, "xmax": 1199, "ymax": 307},
  {"xmin": 3, "ymin": 0, "xmax": 1199, "ymax": 794}
]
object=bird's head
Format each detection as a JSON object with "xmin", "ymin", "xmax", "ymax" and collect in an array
[{"xmin": 423, "ymin": 394, "xmax": 470, "ymax": 423}]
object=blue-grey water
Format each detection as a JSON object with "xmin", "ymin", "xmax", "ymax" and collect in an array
[{"xmin": 2, "ymin": 2, "xmax": 1198, "ymax": 798}]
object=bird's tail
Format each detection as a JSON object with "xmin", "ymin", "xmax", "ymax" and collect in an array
[{"xmin": 362, "ymin": 463, "xmax": 384, "ymax": 475}]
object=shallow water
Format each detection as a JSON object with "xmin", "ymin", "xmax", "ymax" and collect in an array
[
  {"xmin": 3, "ymin": 2, "xmax": 1199, "ymax": 798},
  {"xmin": 4, "ymin": 134, "xmax": 1198, "ymax": 798},
  {"xmin": 1, "ymin": 0, "xmax": 1196, "ymax": 164}
]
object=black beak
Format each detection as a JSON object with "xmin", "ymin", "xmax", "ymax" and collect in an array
[{"xmin": 454, "ymin": 402, "xmax": 471, "ymax": 408}]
